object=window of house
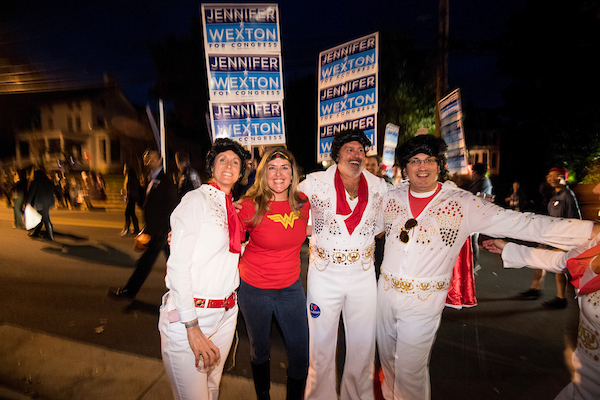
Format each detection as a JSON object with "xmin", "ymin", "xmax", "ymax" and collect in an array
[
  {"xmin": 75, "ymin": 116, "xmax": 81, "ymax": 132},
  {"xmin": 111, "ymin": 139, "xmax": 120, "ymax": 161},
  {"xmin": 97, "ymin": 117, "xmax": 105, "ymax": 128},
  {"xmin": 19, "ymin": 141, "xmax": 30, "ymax": 157},
  {"xmin": 48, "ymin": 117, "xmax": 53, "ymax": 130},
  {"xmin": 48, "ymin": 139, "xmax": 61, "ymax": 154},
  {"xmin": 67, "ymin": 116, "xmax": 73, "ymax": 132},
  {"xmin": 101, "ymin": 139, "xmax": 107, "ymax": 162},
  {"xmin": 492, "ymin": 153, "xmax": 498, "ymax": 169}
]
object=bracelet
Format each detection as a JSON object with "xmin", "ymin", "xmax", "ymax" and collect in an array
[{"xmin": 184, "ymin": 320, "xmax": 198, "ymax": 329}]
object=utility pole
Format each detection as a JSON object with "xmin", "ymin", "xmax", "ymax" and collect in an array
[{"xmin": 436, "ymin": 0, "xmax": 449, "ymax": 137}]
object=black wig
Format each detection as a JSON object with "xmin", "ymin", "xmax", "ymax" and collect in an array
[
  {"xmin": 206, "ymin": 138, "xmax": 251, "ymax": 182},
  {"xmin": 330, "ymin": 129, "xmax": 371, "ymax": 162}
]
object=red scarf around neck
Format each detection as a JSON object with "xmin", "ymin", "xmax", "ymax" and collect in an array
[
  {"xmin": 566, "ymin": 243, "xmax": 600, "ymax": 295},
  {"xmin": 208, "ymin": 181, "xmax": 243, "ymax": 254},
  {"xmin": 334, "ymin": 169, "xmax": 368, "ymax": 235}
]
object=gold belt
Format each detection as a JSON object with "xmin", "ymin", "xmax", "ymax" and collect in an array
[
  {"xmin": 310, "ymin": 244, "xmax": 375, "ymax": 271},
  {"xmin": 381, "ymin": 272, "xmax": 452, "ymax": 294}
]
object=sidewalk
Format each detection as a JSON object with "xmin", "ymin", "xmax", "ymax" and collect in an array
[{"xmin": 0, "ymin": 324, "xmax": 285, "ymax": 400}]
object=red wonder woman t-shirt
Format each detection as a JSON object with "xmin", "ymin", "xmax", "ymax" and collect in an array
[{"xmin": 238, "ymin": 194, "xmax": 310, "ymax": 289}]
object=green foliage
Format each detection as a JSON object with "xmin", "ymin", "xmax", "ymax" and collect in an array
[{"xmin": 377, "ymin": 31, "xmax": 436, "ymax": 152}]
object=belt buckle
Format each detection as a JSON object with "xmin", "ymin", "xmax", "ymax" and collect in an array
[{"xmin": 224, "ymin": 292, "xmax": 236, "ymax": 311}]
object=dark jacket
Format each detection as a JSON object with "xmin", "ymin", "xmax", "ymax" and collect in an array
[
  {"xmin": 142, "ymin": 169, "xmax": 178, "ymax": 237},
  {"xmin": 27, "ymin": 170, "xmax": 55, "ymax": 211},
  {"xmin": 548, "ymin": 187, "xmax": 581, "ymax": 219}
]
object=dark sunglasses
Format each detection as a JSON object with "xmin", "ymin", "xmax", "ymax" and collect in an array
[{"xmin": 399, "ymin": 218, "xmax": 418, "ymax": 243}]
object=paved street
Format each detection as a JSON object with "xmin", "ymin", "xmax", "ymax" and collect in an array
[{"xmin": 0, "ymin": 202, "xmax": 582, "ymax": 399}]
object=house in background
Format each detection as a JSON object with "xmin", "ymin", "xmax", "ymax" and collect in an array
[{"xmin": 14, "ymin": 76, "xmax": 152, "ymax": 174}]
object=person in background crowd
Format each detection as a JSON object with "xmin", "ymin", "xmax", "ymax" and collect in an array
[
  {"xmin": 376, "ymin": 135, "xmax": 596, "ymax": 400},
  {"xmin": 237, "ymin": 147, "xmax": 310, "ymax": 400},
  {"xmin": 233, "ymin": 151, "xmax": 259, "ymax": 200},
  {"xmin": 80, "ymin": 171, "xmax": 93, "ymax": 210},
  {"xmin": 108, "ymin": 150, "xmax": 178, "ymax": 300},
  {"xmin": 12, "ymin": 169, "xmax": 28, "ymax": 229},
  {"xmin": 121, "ymin": 164, "xmax": 141, "ymax": 236},
  {"xmin": 174, "ymin": 151, "xmax": 202, "ymax": 200},
  {"xmin": 505, "ymin": 181, "xmax": 531, "ymax": 212},
  {"xmin": 299, "ymin": 129, "xmax": 388, "ymax": 400},
  {"xmin": 27, "ymin": 169, "xmax": 56, "ymax": 241},
  {"xmin": 159, "ymin": 138, "xmax": 250, "ymax": 400},
  {"xmin": 365, "ymin": 155, "xmax": 380, "ymax": 177},
  {"xmin": 96, "ymin": 172, "xmax": 107, "ymax": 200},
  {"xmin": 466, "ymin": 163, "xmax": 494, "ymax": 271},
  {"xmin": 484, "ymin": 235, "xmax": 600, "ymax": 400},
  {"xmin": 521, "ymin": 167, "xmax": 582, "ymax": 308}
]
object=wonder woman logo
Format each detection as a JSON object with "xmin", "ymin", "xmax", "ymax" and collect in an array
[{"xmin": 267, "ymin": 212, "xmax": 300, "ymax": 229}]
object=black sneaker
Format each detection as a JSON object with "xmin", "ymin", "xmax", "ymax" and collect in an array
[
  {"xmin": 543, "ymin": 297, "xmax": 567, "ymax": 309},
  {"xmin": 519, "ymin": 288, "xmax": 541, "ymax": 300}
]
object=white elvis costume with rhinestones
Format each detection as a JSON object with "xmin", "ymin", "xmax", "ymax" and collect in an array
[
  {"xmin": 299, "ymin": 165, "xmax": 388, "ymax": 400},
  {"xmin": 502, "ymin": 235, "xmax": 600, "ymax": 400},
  {"xmin": 159, "ymin": 185, "xmax": 240, "ymax": 400},
  {"xmin": 377, "ymin": 181, "xmax": 593, "ymax": 400}
]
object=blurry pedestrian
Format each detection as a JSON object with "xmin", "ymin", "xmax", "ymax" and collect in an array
[
  {"xmin": 237, "ymin": 147, "xmax": 310, "ymax": 400},
  {"xmin": 159, "ymin": 138, "xmax": 250, "ymax": 400},
  {"xmin": 26, "ymin": 169, "xmax": 56, "ymax": 241},
  {"xmin": 174, "ymin": 151, "xmax": 202, "ymax": 200},
  {"xmin": 80, "ymin": 171, "xmax": 93, "ymax": 210},
  {"xmin": 521, "ymin": 167, "xmax": 582, "ymax": 308},
  {"xmin": 466, "ymin": 163, "xmax": 494, "ymax": 271},
  {"xmin": 121, "ymin": 164, "xmax": 141, "ymax": 236},
  {"xmin": 108, "ymin": 150, "xmax": 178, "ymax": 300},
  {"xmin": 96, "ymin": 172, "xmax": 107, "ymax": 200},
  {"xmin": 505, "ymin": 181, "xmax": 531, "ymax": 212},
  {"xmin": 11, "ymin": 169, "xmax": 28, "ymax": 229}
]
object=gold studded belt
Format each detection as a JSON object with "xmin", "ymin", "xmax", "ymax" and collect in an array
[
  {"xmin": 310, "ymin": 243, "xmax": 375, "ymax": 271},
  {"xmin": 381, "ymin": 272, "xmax": 452, "ymax": 294}
]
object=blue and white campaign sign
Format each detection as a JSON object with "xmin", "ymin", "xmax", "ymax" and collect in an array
[
  {"xmin": 382, "ymin": 123, "xmax": 399, "ymax": 178},
  {"xmin": 210, "ymin": 101, "xmax": 286, "ymax": 145},
  {"xmin": 202, "ymin": 4, "xmax": 286, "ymax": 144},
  {"xmin": 439, "ymin": 89, "xmax": 469, "ymax": 175},
  {"xmin": 317, "ymin": 33, "xmax": 379, "ymax": 162},
  {"xmin": 207, "ymin": 54, "xmax": 283, "ymax": 100},
  {"xmin": 318, "ymin": 114, "xmax": 377, "ymax": 161},
  {"xmin": 319, "ymin": 34, "xmax": 378, "ymax": 86},
  {"xmin": 201, "ymin": 4, "xmax": 281, "ymax": 54}
]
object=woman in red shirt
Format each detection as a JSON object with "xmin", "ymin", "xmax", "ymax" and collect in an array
[{"xmin": 237, "ymin": 147, "xmax": 310, "ymax": 400}]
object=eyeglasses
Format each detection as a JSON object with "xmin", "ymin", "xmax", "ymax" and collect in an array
[
  {"xmin": 399, "ymin": 218, "xmax": 418, "ymax": 243},
  {"xmin": 408, "ymin": 157, "xmax": 437, "ymax": 166}
]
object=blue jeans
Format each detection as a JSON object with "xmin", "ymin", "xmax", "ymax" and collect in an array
[{"xmin": 238, "ymin": 278, "xmax": 309, "ymax": 380}]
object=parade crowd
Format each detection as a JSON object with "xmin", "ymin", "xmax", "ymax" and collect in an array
[{"xmin": 6, "ymin": 130, "xmax": 600, "ymax": 400}]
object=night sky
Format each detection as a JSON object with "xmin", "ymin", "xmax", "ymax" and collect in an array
[{"xmin": 1, "ymin": 0, "xmax": 527, "ymax": 109}]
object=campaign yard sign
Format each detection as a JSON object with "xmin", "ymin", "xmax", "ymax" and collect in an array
[
  {"xmin": 202, "ymin": 3, "xmax": 286, "ymax": 145},
  {"xmin": 439, "ymin": 89, "xmax": 468, "ymax": 175},
  {"xmin": 317, "ymin": 33, "xmax": 379, "ymax": 162},
  {"xmin": 201, "ymin": 4, "xmax": 281, "ymax": 54},
  {"xmin": 210, "ymin": 101, "xmax": 285, "ymax": 145},
  {"xmin": 382, "ymin": 123, "xmax": 399, "ymax": 178}
]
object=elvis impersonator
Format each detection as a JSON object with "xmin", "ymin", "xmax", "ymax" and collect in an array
[
  {"xmin": 376, "ymin": 134, "xmax": 599, "ymax": 400},
  {"xmin": 299, "ymin": 129, "xmax": 389, "ymax": 400}
]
